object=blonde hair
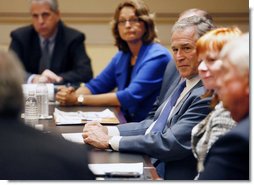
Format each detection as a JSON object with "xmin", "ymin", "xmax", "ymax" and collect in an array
[
  {"xmin": 196, "ymin": 27, "xmax": 242, "ymax": 56},
  {"xmin": 196, "ymin": 27, "xmax": 242, "ymax": 108}
]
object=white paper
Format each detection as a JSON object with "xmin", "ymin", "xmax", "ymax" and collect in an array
[
  {"xmin": 88, "ymin": 163, "xmax": 143, "ymax": 176},
  {"xmin": 62, "ymin": 133, "xmax": 83, "ymax": 143},
  {"xmin": 54, "ymin": 108, "xmax": 116, "ymax": 125}
]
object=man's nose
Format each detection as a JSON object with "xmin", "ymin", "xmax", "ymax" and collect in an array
[
  {"xmin": 175, "ymin": 50, "xmax": 185, "ymax": 60},
  {"xmin": 37, "ymin": 15, "xmax": 45, "ymax": 24}
]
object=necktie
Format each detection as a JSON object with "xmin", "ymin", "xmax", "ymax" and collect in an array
[
  {"xmin": 151, "ymin": 80, "xmax": 186, "ymax": 132},
  {"xmin": 39, "ymin": 39, "xmax": 50, "ymax": 73}
]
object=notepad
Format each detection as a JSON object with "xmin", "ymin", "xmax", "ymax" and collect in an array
[{"xmin": 54, "ymin": 108, "xmax": 120, "ymax": 125}]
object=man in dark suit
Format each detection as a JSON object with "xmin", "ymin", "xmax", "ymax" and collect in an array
[
  {"xmin": 82, "ymin": 16, "xmax": 214, "ymax": 180},
  {"xmin": 9, "ymin": 0, "xmax": 93, "ymax": 85},
  {"xmin": 198, "ymin": 33, "xmax": 249, "ymax": 180},
  {"xmin": 0, "ymin": 50, "xmax": 95, "ymax": 180}
]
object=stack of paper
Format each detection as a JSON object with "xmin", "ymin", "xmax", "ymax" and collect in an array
[{"xmin": 54, "ymin": 108, "xmax": 119, "ymax": 125}]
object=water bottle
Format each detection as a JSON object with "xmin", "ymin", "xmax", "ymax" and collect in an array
[
  {"xmin": 24, "ymin": 90, "xmax": 39, "ymax": 125},
  {"xmin": 36, "ymin": 82, "xmax": 49, "ymax": 119}
]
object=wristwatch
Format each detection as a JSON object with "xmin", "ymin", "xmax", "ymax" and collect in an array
[{"xmin": 77, "ymin": 94, "xmax": 85, "ymax": 105}]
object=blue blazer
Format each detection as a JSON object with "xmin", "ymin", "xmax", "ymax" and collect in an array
[
  {"xmin": 199, "ymin": 116, "xmax": 249, "ymax": 180},
  {"xmin": 86, "ymin": 43, "xmax": 171, "ymax": 121},
  {"xmin": 9, "ymin": 21, "xmax": 93, "ymax": 84}
]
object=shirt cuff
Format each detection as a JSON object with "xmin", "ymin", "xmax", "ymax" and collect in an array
[
  {"xmin": 27, "ymin": 74, "xmax": 35, "ymax": 84},
  {"xmin": 109, "ymin": 136, "xmax": 122, "ymax": 151},
  {"xmin": 107, "ymin": 126, "xmax": 120, "ymax": 136}
]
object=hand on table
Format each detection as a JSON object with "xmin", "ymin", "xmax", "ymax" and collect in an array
[
  {"xmin": 82, "ymin": 122, "xmax": 110, "ymax": 149},
  {"xmin": 55, "ymin": 86, "xmax": 77, "ymax": 105}
]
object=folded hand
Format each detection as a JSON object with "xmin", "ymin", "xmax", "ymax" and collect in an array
[{"xmin": 82, "ymin": 122, "xmax": 110, "ymax": 149}]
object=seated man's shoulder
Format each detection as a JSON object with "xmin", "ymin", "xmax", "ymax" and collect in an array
[
  {"xmin": 11, "ymin": 25, "xmax": 34, "ymax": 37},
  {"xmin": 228, "ymin": 117, "xmax": 249, "ymax": 140},
  {"xmin": 191, "ymin": 85, "xmax": 206, "ymax": 96},
  {"xmin": 62, "ymin": 23, "xmax": 85, "ymax": 40}
]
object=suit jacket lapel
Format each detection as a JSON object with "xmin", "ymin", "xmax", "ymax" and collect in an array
[
  {"xmin": 50, "ymin": 21, "xmax": 64, "ymax": 71},
  {"xmin": 163, "ymin": 76, "xmax": 181, "ymax": 103},
  {"xmin": 166, "ymin": 80, "xmax": 203, "ymax": 127},
  {"xmin": 154, "ymin": 76, "xmax": 181, "ymax": 120},
  {"xmin": 31, "ymin": 32, "xmax": 41, "ymax": 73}
]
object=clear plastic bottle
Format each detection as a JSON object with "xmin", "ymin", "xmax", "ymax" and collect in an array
[
  {"xmin": 36, "ymin": 82, "xmax": 49, "ymax": 119},
  {"xmin": 24, "ymin": 90, "xmax": 39, "ymax": 125}
]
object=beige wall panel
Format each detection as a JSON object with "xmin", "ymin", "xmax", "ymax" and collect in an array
[
  {"xmin": 0, "ymin": 0, "xmax": 248, "ymax": 13},
  {"xmin": 0, "ymin": 0, "xmax": 249, "ymax": 76}
]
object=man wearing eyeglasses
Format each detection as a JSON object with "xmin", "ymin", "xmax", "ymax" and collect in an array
[{"xmin": 9, "ymin": 0, "xmax": 93, "ymax": 85}]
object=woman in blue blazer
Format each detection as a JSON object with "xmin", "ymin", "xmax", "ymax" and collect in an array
[{"xmin": 56, "ymin": 0, "xmax": 171, "ymax": 122}]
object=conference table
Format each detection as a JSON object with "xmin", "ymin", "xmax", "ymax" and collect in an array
[{"xmin": 35, "ymin": 103, "xmax": 160, "ymax": 180}]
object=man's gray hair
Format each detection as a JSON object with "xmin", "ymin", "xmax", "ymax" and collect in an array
[
  {"xmin": 30, "ymin": 0, "xmax": 59, "ymax": 12},
  {"xmin": 178, "ymin": 8, "xmax": 214, "ymax": 24},
  {"xmin": 0, "ymin": 50, "xmax": 25, "ymax": 117},
  {"xmin": 220, "ymin": 33, "xmax": 249, "ymax": 76},
  {"xmin": 171, "ymin": 15, "xmax": 215, "ymax": 40}
]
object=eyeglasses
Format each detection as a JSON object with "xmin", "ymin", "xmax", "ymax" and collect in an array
[{"xmin": 117, "ymin": 17, "xmax": 141, "ymax": 26}]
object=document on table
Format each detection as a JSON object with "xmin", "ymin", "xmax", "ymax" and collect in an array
[
  {"xmin": 54, "ymin": 108, "xmax": 120, "ymax": 125},
  {"xmin": 62, "ymin": 133, "xmax": 83, "ymax": 143},
  {"xmin": 88, "ymin": 163, "xmax": 143, "ymax": 176}
]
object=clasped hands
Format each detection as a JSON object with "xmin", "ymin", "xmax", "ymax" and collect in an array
[
  {"xmin": 55, "ymin": 86, "xmax": 78, "ymax": 105},
  {"xmin": 82, "ymin": 122, "xmax": 111, "ymax": 149}
]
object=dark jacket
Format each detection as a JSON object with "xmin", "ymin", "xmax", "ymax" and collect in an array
[
  {"xmin": 10, "ymin": 21, "xmax": 93, "ymax": 84},
  {"xmin": 198, "ymin": 116, "xmax": 249, "ymax": 180},
  {"xmin": 0, "ymin": 117, "xmax": 95, "ymax": 180}
]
